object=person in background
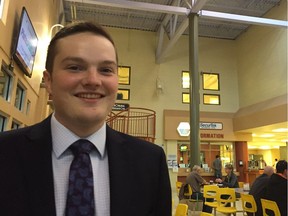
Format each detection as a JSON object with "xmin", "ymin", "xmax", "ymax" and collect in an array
[
  {"xmin": 273, "ymin": 158, "xmax": 278, "ymax": 168},
  {"xmin": 0, "ymin": 21, "xmax": 171, "ymax": 216},
  {"xmin": 215, "ymin": 164, "xmax": 239, "ymax": 188},
  {"xmin": 264, "ymin": 160, "xmax": 287, "ymax": 216},
  {"xmin": 248, "ymin": 166, "xmax": 274, "ymax": 216},
  {"xmin": 212, "ymin": 155, "xmax": 222, "ymax": 179},
  {"xmin": 185, "ymin": 165, "xmax": 213, "ymax": 213}
]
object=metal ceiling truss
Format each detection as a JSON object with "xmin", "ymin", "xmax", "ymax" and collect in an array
[{"xmin": 64, "ymin": 0, "xmax": 288, "ymax": 63}]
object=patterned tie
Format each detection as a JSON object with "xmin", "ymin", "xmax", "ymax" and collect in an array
[{"xmin": 65, "ymin": 139, "xmax": 95, "ymax": 216}]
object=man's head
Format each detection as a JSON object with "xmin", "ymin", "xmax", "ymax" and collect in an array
[
  {"xmin": 43, "ymin": 21, "xmax": 119, "ymax": 137},
  {"xmin": 216, "ymin": 155, "xmax": 220, "ymax": 159},
  {"xmin": 224, "ymin": 164, "xmax": 233, "ymax": 174},
  {"xmin": 192, "ymin": 165, "xmax": 201, "ymax": 173},
  {"xmin": 45, "ymin": 22, "xmax": 118, "ymax": 73},
  {"xmin": 263, "ymin": 166, "xmax": 274, "ymax": 176},
  {"xmin": 276, "ymin": 160, "xmax": 287, "ymax": 176}
]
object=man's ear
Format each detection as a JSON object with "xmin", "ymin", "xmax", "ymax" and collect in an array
[{"xmin": 43, "ymin": 70, "xmax": 52, "ymax": 95}]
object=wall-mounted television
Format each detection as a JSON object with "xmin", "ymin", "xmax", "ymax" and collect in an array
[{"xmin": 13, "ymin": 7, "xmax": 38, "ymax": 78}]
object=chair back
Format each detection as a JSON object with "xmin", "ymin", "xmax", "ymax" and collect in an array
[
  {"xmin": 203, "ymin": 185, "xmax": 218, "ymax": 200},
  {"xmin": 216, "ymin": 188, "xmax": 236, "ymax": 206},
  {"xmin": 176, "ymin": 181, "xmax": 183, "ymax": 194},
  {"xmin": 261, "ymin": 199, "xmax": 281, "ymax": 216},
  {"xmin": 241, "ymin": 193, "xmax": 257, "ymax": 214},
  {"xmin": 238, "ymin": 181, "xmax": 244, "ymax": 188},
  {"xmin": 184, "ymin": 184, "xmax": 192, "ymax": 197},
  {"xmin": 175, "ymin": 203, "xmax": 188, "ymax": 216}
]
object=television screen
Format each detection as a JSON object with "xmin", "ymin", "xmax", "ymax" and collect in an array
[{"xmin": 13, "ymin": 7, "xmax": 38, "ymax": 78}]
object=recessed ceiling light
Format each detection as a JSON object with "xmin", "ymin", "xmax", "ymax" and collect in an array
[
  {"xmin": 272, "ymin": 128, "xmax": 288, "ymax": 132},
  {"xmin": 281, "ymin": 139, "xmax": 288, "ymax": 142},
  {"xmin": 259, "ymin": 146, "xmax": 270, "ymax": 149},
  {"xmin": 259, "ymin": 134, "xmax": 275, "ymax": 138}
]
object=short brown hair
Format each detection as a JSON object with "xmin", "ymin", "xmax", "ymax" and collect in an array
[{"xmin": 45, "ymin": 21, "xmax": 118, "ymax": 73}]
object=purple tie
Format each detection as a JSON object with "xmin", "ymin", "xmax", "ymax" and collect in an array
[{"xmin": 65, "ymin": 139, "xmax": 95, "ymax": 216}]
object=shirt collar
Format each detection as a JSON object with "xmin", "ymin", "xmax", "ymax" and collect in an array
[{"xmin": 50, "ymin": 114, "xmax": 106, "ymax": 159}]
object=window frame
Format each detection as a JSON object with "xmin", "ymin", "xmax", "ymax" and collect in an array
[
  {"xmin": 203, "ymin": 93, "xmax": 221, "ymax": 105},
  {"xmin": 118, "ymin": 66, "xmax": 131, "ymax": 85},
  {"xmin": 14, "ymin": 82, "xmax": 26, "ymax": 111},
  {"xmin": 0, "ymin": 61, "xmax": 13, "ymax": 101},
  {"xmin": 202, "ymin": 72, "xmax": 220, "ymax": 91}
]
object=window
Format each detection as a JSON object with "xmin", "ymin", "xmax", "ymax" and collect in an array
[
  {"xmin": 118, "ymin": 66, "xmax": 131, "ymax": 85},
  {"xmin": 0, "ymin": 61, "xmax": 13, "ymax": 101},
  {"xmin": 182, "ymin": 93, "xmax": 190, "ymax": 104},
  {"xmin": 182, "ymin": 71, "xmax": 190, "ymax": 89},
  {"xmin": 202, "ymin": 72, "xmax": 219, "ymax": 90},
  {"xmin": 14, "ymin": 83, "xmax": 25, "ymax": 111},
  {"xmin": 0, "ymin": 0, "xmax": 4, "ymax": 19},
  {"xmin": 203, "ymin": 94, "xmax": 220, "ymax": 105},
  {"xmin": 117, "ymin": 89, "xmax": 130, "ymax": 100},
  {"xmin": 11, "ymin": 120, "xmax": 20, "ymax": 130},
  {"xmin": 26, "ymin": 100, "xmax": 31, "ymax": 115},
  {"xmin": 0, "ymin": 114, "xmax": 7, "ymax": 132}
]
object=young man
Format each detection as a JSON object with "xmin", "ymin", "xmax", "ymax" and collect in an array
[
  {"xmin": 264, "ymin": 160, "xmax": 287, "ymax": 216},
  {"xmin": 0, "ymin": 22, "xmax": 171, "ymax": 216}
]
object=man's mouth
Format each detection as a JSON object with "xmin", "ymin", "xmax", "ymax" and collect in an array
[{"xmin": 76, "ymin": 93, "xmax": 102, "ymax": 99}]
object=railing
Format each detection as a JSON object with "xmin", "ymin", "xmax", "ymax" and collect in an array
[{"xmin": 106, "ymin": 107, "xmax": 156, "ymax": 143}]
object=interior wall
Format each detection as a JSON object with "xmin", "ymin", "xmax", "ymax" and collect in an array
[
  {"xmin": 108, "ymin": 27, "xmax": 239, "ymax": 145},
  {"xmin": 236, "ymin": 0, "xmax": 288, "ymax": 108},
  {"xmin": 0, "ymin": 0, "xmax": 60, "ymax": 128}
]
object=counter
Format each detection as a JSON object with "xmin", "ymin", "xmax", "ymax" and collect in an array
[
  {"xmin": 244, "ymin": 169, "xmax": 264, "ymax": 185},
  {"xmin": 178, "ymin": 171, "xmax": 240, "ymax": 182}
]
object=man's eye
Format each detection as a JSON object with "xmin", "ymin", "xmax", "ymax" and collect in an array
[
  {"xmin": 67, "ymin": 65, "xmax": 83, "ymax": 71},
  {"xmin": 100, "ymin": 68, "xmax": 114, "ymax": 74}
]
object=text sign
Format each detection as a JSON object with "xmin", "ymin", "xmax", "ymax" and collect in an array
[{"xmin": 200, "ymin": 122, "xmax": 223, "ymax": 130}]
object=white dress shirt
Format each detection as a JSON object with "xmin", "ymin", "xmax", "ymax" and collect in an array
[{"xmin": 51, "ymin": 114, "xmax": 110, "ymax": 216}]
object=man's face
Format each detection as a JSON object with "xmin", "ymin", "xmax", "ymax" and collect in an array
[{"xmin": 44, "ymin": 32, "xmax": 118, "ymax": 136}]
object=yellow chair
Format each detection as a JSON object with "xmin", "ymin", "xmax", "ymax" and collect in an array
[
  {"xmin": 175, "ymin": 203, "xmax": 188, "ymax": 216},
  {"xmin": 238, "ymin": 181, "xmax": 244, "ymax": 188},
  {"xmin": 184, "ymin": 184, "xmax": 201, "ymax": 213},
  {"xmin": 176, "ymin": 181, "xmax": 183, "ymax": 195},
  {"xmin": 203, "ymin": 185, "xmax": 218, "ymax": 216},
  {"xmin": 241, "ymin": 193, "xmax": 257, "ymax": 216},
  {"xmin": 216, "ymin": 188, "xmax": 237, "ymax": 215},
  {"xmin": 200, "ymin": 212, "xmax": 213, "ymax": 216},
  {"xmin": 261, "ymin": 199, "xmax": 281, "ymax": 216}
]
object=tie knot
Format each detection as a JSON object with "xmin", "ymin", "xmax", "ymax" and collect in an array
[{"xmin": 70, "ymin": 139, "xmax": 95, "ymax": 156}]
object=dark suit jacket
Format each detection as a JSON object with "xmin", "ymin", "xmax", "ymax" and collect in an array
[
  {"xmin": 0, "ymin": 116, "xmax": 171, "ymax": 216},
  {"xmin": 264, "ymin": 173, "xmax": 287, "ymax": 216},
  {"xmin": 248, "ymin": 174, "xmax": 270, "ymax": 216}
]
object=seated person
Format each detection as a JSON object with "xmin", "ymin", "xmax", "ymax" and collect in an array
[
  {"xmin": 215, "ymin": 164, "xmax": 239, "ymax": 203},
  {"xmin": 215, "ymin": 164, "xmax": 239, "ymax": 188},
  {"xmin": 185, "ymin": 165, "xmax": 213, "ymax": 213},
  {"xmin": 248, "ymin": 166, "xmax": 274, "ymax": 216},
  {"xmin": 264, "ymin": 160, "xmax": 287, "ymax": 216}
]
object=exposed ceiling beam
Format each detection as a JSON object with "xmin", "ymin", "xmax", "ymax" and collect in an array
[
  {"xmin": 200, "ymin": 10, "xmax": 288, "ymax": 28},
  {"xmin": 64, "ymin": 0, "xmax": 190, "ymax": 15},
  {"xmin": 156, "ymin": 18, "xmax": 189, "ymax": 64}
]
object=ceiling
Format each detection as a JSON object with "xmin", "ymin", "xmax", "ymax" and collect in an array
[
  {"xmin": 61, "ymin": 0, "xmax": 287, "ymax": 148},
  {"xmin": 62, "ymin": 0, "xmax": 282, "ymax": 40}
]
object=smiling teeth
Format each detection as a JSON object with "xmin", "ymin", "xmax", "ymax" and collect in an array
[{"xmin": 78, "ymin": 93, "xmax": 101, "ymax": 99}]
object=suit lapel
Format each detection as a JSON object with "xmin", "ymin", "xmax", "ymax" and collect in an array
[
  {"xmin": 106, "ymin": 126, "xmax": 134, "ymax": 215},
  {"xmin": 19, "ymin": 117, "xmax": 56, "ymax": 215}
]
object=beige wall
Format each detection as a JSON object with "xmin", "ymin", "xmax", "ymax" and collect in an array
[
  {"xmin": 0, "ymin": 0, "xmax": 61, "ymax": 128},
  {"xmin": 236, "ymin": 0, "xmax": 287, "ymax": 108}
]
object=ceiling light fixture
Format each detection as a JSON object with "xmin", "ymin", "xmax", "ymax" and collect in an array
[
  {"xmin": 259, "ymin": 134, "xmax": 275, "ymax": 138},
  {"xmin": 272, "ymin": 128, "xmax": 288, "ymax": 132}
]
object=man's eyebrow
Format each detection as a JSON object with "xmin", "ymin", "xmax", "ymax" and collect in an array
[{"xmin": 61, "ymin": 57, "xmax": 85, "ymax": 63}]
